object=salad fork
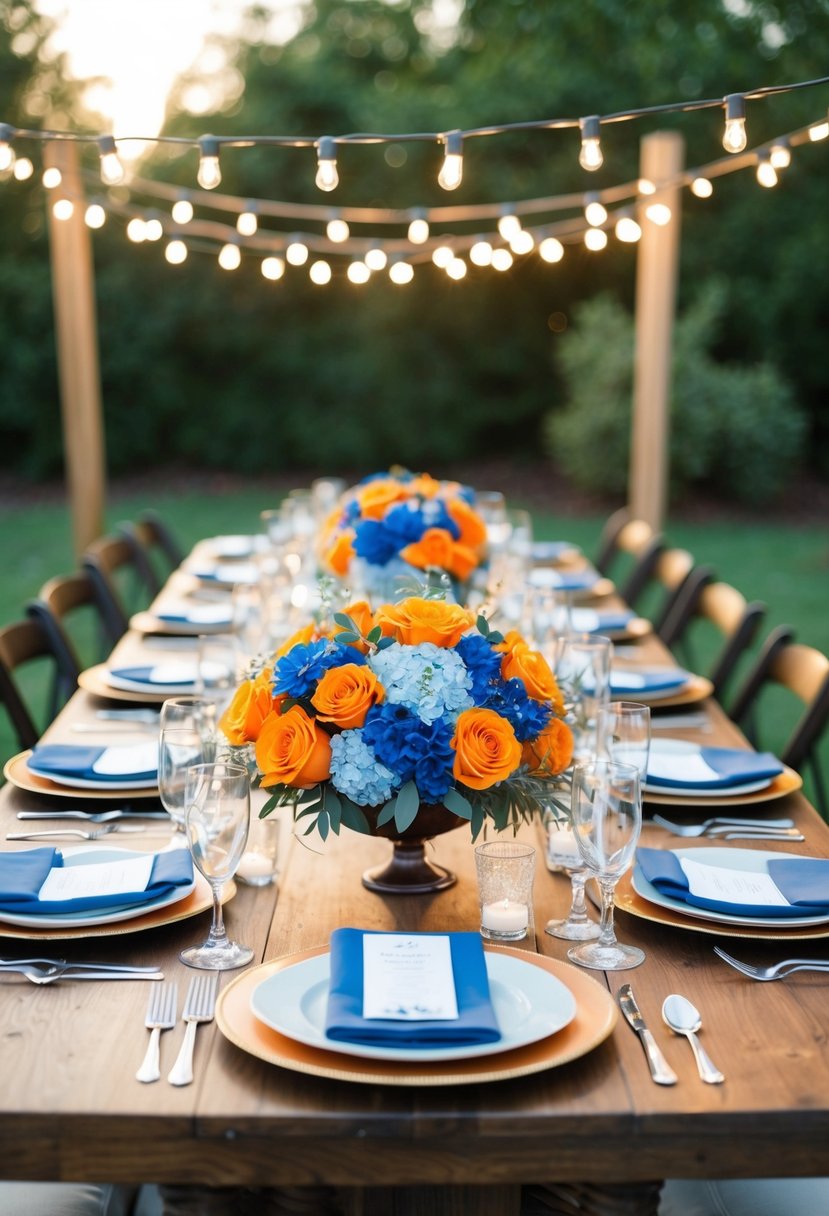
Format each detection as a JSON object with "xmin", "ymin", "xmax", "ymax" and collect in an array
[
  {"xmin": 167, "ymin": 972, "xmax": 218, "ymax": 1087},
  {"xmin": 713, "ymin": 947, "xmax": 829, "ymax": 982},
  {"xmin": 650, "ymin": 814, "xmax": 797, "ymax": 837},
  {"xmin": 136, "ymin": 982, "xmax": 179, "ymax": 1083},
  {"xmin": 6, "ymin": 825, "xmax": 147, "ymax": 841},
  {"xmin": 0, "ymin": 960, "xmax": 164, "ymax": 984}
]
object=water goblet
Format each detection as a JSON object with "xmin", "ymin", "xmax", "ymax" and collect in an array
[
  {"xmin": 197, "ymin": 632, "xmax": 244, "ymax": 718},
  {"xmin": 567, "ymin": 758, "xmax": 645, "ymax": 972},
  {"xmin": 158, "ymin": 723, "xmax": 215, "ymax": 832},
  {"xmin": 600, "ymin": 701, "xmax": 651, "ymax": 779},
  {"xmin": 180, "ymin": 761, "xmax": 254, "ymax": 970}
]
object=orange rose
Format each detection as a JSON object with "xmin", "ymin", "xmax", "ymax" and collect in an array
[
  {"xmin": 219, "ymin": 674, "xmax": 280, "ymax": 745},
  {"xmin": 311, "ymin": 663, "xmax": 385, "ymax": 730},
  {"xmin": 451, "ymin": 708, "xmax": 522, "ymax": 790},
  {"xmin": 408, "ymin": 474, "xmax": 443, "ymax": 499},
  {"xmin": 445, "ymin": 541, "xmax": 479, "ymax": 582},
  {"xmin": 501, "ymin": 641, "xmax": 564, "ymax": 710},
  {"xmin": 375, "ymin": 597, "xmax": 474, "ymax": 648},
  {"xmin": 446, "ymin": 497, "xmax": 487, "ymax": 550},
  {"xmin": 522, "ymin": 717, "xmax": 574, "ymax": 776},
  {"xmin": 255, "ymin": 705, "xmax": 332, "ymax": 789},
  {"xmin": 325, "ymin": 531, "xmax": 355, "ymax": 577},
  {"xmin": 400, "ymin": 527, "xmax": 455, "ymax": 572},
  {"xmin": 356, "ymin": 478, "xmax": 409, "ymax": 520}
]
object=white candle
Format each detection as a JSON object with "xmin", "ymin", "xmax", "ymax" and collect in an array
[
  {"xmin": 236, "ymin": 850, "xmax": 277, "ymax": 885},
  {"xmin": 547, "ymin": 826, "xmax": 582, "ymax": 866},
  {"xmin": 481, "ymin": 898, "xmax": 529, "ymax": 936}
]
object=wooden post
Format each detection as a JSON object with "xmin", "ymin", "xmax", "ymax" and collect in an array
[
  {"xmin": 45, "ymin": 139, "xmax": 106, "ymax": 558},
  {"xmin": 629, "ymin": 130, "xmax": 684, "ymax": 531}
]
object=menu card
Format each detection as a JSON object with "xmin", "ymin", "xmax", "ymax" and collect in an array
[{"xmin": 362, "ymin": 933, "xmax": 459, "ymax": 1021}]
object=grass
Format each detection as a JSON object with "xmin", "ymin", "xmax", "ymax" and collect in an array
[{"xmin": 1, "ymin": 481, "xmax": 827, "ymax": 811}]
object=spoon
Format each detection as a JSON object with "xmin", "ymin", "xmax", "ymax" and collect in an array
[{"xmin": 662, "ymin": 994, "xmax": 725, "ymax": 1084}]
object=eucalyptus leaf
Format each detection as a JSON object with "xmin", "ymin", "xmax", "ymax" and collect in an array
[
  {"xmin": 393, "ymin": 780, "xmax": 420, "ymax": 833},
  {"xmin": 443, "ymin": 787, "xmax": 473, "ymax": 820},
  {"xmin": 335, "ymin": 631, "xmax": 360, "ymax": 645},
  {"xmin": 317, "ymin": 810, "xmax": 330, "ymax": 842},
  {"xmin": 375, "ymin": 799, "xmax": 397, "ymax": 827},
  {"xmin": 333, "ymin": 612, "xmax": 358, "ymax": 631},
  {"xmin": 340, "ymin": 799, "xmax": 372, "ymax": 834}
]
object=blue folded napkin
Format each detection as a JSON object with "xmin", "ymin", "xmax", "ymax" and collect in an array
[
  {"xmin": 109, "ymin": 665, "xmax": 194, "ymax": 686},
  {"xmin": 0, "ymin": 847, "xmax": 194, "ymax": 916},
  {"xmin": 610, "ymin": 668, "xmax": 690, "ymax": 695},
  {"xmin": 156, "ymin": 608, "xmax": 233, "ymax": 626},
  {"xmin": 645, "ymin": 746, "xmax": 784, "ymax": 790},
  {"xmin": 324, "ymin": 928, "xmax": 501, "ymax": 1048},
  {"xmin": 531, "ymin": 541, "xmax": 580, "ymax": 561},
  {"xmin": 571, "ymin": 609, "xmax": 634, "ymax": 634},
  {"xmin": 28, "ymin": 744, "xmax": 158, "ymax": 784},
  {"xmin": 637, "ymin": 847, "xmax": 829, "ymax": 918}
]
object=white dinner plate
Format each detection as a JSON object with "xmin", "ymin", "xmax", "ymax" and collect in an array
[
  {"xmin": 203, "ymin": 535, "xmax": 258, "ymax": 560},
  {"xmin": 0, "ymin": 846, "xmax": 196, "ymax": 929},
  {"xmin": 23, "ymin": 767, "xmax": 157, "ymax": 792},
  {"xmin": 642, "ymin": 739, "xmax": 774, "ymax": 799},
  {"xmin": 609, "ymin": 668, "xmax": 693, "ymax": 702},
  {"xmin": 250, "ymin": 950, "xmax": 577, "ymax": 1063},
  {"xmin": 632, "ymin": 846, "xmax": 829, "ymax": 929},
  {"xmin": 105, "ymin": 663, "xmax": 199, "ymax": 696}
]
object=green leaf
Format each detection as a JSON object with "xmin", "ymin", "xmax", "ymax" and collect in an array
[
  {"xmin": 393, "ymin": 780, "xmax": 420, "ymax": 833},
  {"xmin": 488, "ymin": 630, "xmax": 504, "ymax": 645},
  {"xmin": 317, "ymin": 810, "xmax": 330, "ymax": 842},
  {"xmin": 295, "ymin": 796, "xmax": 324, "ymax": 821},
  {"xmin": 258, "ymin": 793, "xmax": 280, "ymax": 819},
  {"xmin": 377, "ymin": 636, "xmax": 395, "ymax": 650},
  {"xmin": 375, "ymin": 799, "xmax": 397, "ymax": 827},
  {"xmin": 335, "ymin": 631, "xmax": 360, "ymax": 645},
  {"xmin": 443, "ymin": 787, "xmax": 473, "ymax": 819},
  {"xmin": 366, "ymin": 625, "xmax": 382, "ymax": 645},
  {"xmin": 340, "ymin": 799, "xmax": 371, "ymax": 834},
  {"xmin": 476, "ymin": 614, "xmax": 490, "ymax": 636},
  {"xmin": 333, "ymin": 612, "xmax": 357, "ymax": 631},
  {"xmin": 470, "ymin": 804, "xmax": 486, "ymax": 841},
  {"xmin": 322, "ymin": 786, "xmax": 342, "ymax": 834}
]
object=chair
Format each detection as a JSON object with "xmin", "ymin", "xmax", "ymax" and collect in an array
[
  {"xmin": 137, "ymin": 509, "xmax": 185, "ymax": 569},
  {"xmin": 593, "ymin": 510, "xmax": 666, "ymax": 608},
  {"xmin": 117, "ymin": 510, "xmax": 185, "ymax": 590},
  {"xmin": 729, "ymin": 626, "xmax": 829, "ymax": 815},
  {"xmin": 82, "ymin": 533, "xmax": 157, "ymax": 641},
  {"xmin": 26, "ymin": 571, "xmax": 117, "ymax": 715},
  {"xmin": 0, "ymin": 617, "xmax": 57, "ymax": 750},
  {"xmin": 661, "ymin": 580, "xmax": 766, "ymax": 702}
]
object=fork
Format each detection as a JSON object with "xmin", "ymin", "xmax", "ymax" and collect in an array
[
  {"xmin": 136, "ymin": 982, "xmax": 179, "ymax": 1082},
  {"xmin": 6, "ymin": 825, "xmax": 147, "ymax": 841},
  {"xmin": 713, "ymin": 947, "xmax": 829, "ymax": 981},
  {"xmin": 0, "ymin": 960, "xmax": 164, "ymax": 984},
  {"xmin": 17, "ymin": 810, "xmax": 169, "ymax": 822},
  {"xmin": 651, "ymin": 814, "xmax": 797, "ymax": 837},
  {"xmin": 167, "ymin": 972, "xmax": 218, "ymax": 1087},
  {"xmin": 0, "ymin": 956, "xmax": 161, "ymax": 973}
]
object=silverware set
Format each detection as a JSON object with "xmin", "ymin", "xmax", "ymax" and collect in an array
[
  {"xmin": 650, "ymin": 813, "xmax": 803, "ymax": 841},
  {"xmin": 618, "ymin": 984, "xmax": 724, "ymax": 1085}
]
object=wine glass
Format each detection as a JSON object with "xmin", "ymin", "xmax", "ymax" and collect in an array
[
  {"xmin": 180, "ymin": 761, "xmax": 254, "ymax": 970},
  {"xmin": 600, "ymin": 701, "xmax": 651, "ymax": 779},
  {"xmin": 158, "ymin": 699, "xmax": 217, "ymax": 831},
  {"xmin": 567, "ymin": 758, "xmax": 645, "ymax": 972},
  {"xmin": 544, "ymin": 633, "xmax": 612, "ymax": 941},
  {"xmin": 197, "ymin": 632, "xmax": 244, "ymax": 718}
]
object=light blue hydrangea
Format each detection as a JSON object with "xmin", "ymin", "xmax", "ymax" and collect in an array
[
  {"xmin": 349, "ymin": 555, "xmax": 421, "ymax": 598},
  {"xmin": 368, "ymin": 642, "xmax": 474, "ymax": 724},
  {"xmin": 329, "ymin": 729, "xmax": 397, "ymax": 806}
]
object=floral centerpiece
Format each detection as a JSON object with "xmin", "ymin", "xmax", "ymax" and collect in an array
[
  {"xmin": 219, "ymin": 595, "xmax": 573, "ymax": 891},
  {"xmin": 317, "ymin": 470, "xmax": 488, "ymax": 600}
]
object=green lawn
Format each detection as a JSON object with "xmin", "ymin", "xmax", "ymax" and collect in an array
[{"xmin": 2, "ymin": 484, "xmax": 827, "ymax": 811}]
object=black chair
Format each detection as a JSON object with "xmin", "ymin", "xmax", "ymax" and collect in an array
[
  {"xmin": 662, "ymin": 579, "xmax": 766, "ymax": 703},
  {"xmin": 137, "ymin": 510, "xmax": 185, "ymax": 568},
  {"xmin": 26, "ymin": 571, "xmax": 117, "ymax": 716},
  {"xmin": 117, "ymin": 511, "xmax": 185, "ymax": 590},
  {"xmin": 730, "ymin": 626, "xmax": 829, "ymax": 815},
  {"xmin": 593, "ymin": 510, "xmax": 666, "ymax": 609},
  {"xmin": 0, "ymin": 617, "xmax": 58, "ymax": 750},
  {"xmin": 82, "ymin": 534, "xmax": 158, "ymax": 641}
]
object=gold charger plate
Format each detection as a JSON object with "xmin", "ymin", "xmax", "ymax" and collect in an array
[
  {"xmin": 627, "ymin": 673, "xmax": 714, "ymax": 709},
  {"xmin": 216, "ymin": 943, "xmax": 617, "ymax": 1087},
  {"xmin": 615, "ymin": 870, "xmax": 829, "ymax": 942},
  {"xmin": 78, "ymin": 664, "xmax": 190, "ymax": 704},
  {"xmin": 0, "ymin": 873, "xmax": 232, "ymax": 940},
  {"xmin": 643, "ymin": 765, "xmax": 802, "ymax": 808},
  {"xmin": 4, "ymin": 751, "xmax": 160, "ymax": 801}
]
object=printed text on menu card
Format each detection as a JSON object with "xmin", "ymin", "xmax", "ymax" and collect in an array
[
  {"xmin": 362, "ymin": 934, "xmax": 460, "ymax": 1021},
  {"xmin": 680, "ymin": 857, "xmax": 790, "ymax": 907}
]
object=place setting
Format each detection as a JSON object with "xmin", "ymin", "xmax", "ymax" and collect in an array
[
  {"xmin": 641, "ymin": 738, "xmax": 802, "ymax": 807},
  {"xmin": 4, "ymin": 738, "xmax": 162, "ymax": 801}
]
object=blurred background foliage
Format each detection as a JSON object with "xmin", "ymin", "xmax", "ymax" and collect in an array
[{"xmin": 1, "ymin": 0, "xmax": 828, "ymax": 494}]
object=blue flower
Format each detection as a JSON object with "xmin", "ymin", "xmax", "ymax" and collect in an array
[
  {"xmin": 456, "ymin": 633, "xmax": 503, "ymax": 701},
  {"xmin": 273, "ymin": 639, "xmax": 365, "ymax": 699},
  {"xmin": 484, "ymin": 678, "xmax": 553, "ymax": 742},
  {"xmin": 362, "ymin": 704, "xmax": 456, "ymax": 803},
  {"xmin": 369, "ymin": 642, "xmax": 473, "ymax": 723},
  {"xmin": 330, "ymin": 730, "xmax": 397, "ymax": 806}
]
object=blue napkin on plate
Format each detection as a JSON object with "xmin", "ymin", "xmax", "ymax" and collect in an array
[
  {"xmin": 571, "ymin": 609, "xmax": 634, "ymax": 634},
  {"xmin": 0, "ymin": 847, "xmax": 193, "ymax": 916},
  {"xmin": 109, "ymin": 665, "xmax": 194, "ymax": 686},
  {"xmin": 28, "ymin": 744, "xmax": 158, "ymax": 784},
  {"xmin": 645, "ymin": 747, "xmax": 783, "ymax": 790},
  {"xmin": 610, "ymin": 669, "xmax": 690, "ymax": 695},
  {"xmin": 325, "ymin": 928, "xmax": 501, "ymax": 1048},
  {"xmin": 637, "ymin": 847, "xmax": 829, "ymax": 918}
]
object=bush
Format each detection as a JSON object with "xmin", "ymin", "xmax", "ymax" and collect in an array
[{"xmin": 544, "ymin": 284, "xmax": 806, "ymax": 504}]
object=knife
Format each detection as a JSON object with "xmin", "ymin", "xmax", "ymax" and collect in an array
[{"xmin": 617, "ymin": 985, "xmax": 678, "ymax": 1086}]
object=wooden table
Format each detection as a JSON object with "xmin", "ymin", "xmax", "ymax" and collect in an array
[{"xmin": 2, "ymin": 591, "xmax": 829, "ymax": 1216}]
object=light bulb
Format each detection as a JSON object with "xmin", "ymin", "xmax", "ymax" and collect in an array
[
  {"xmin": 584, "ymin": 227, "xmax": 608, "ymax": 251},
  {"xmin": 498, "ymin": 213, "xmax": 522, "ymax": 240},
  {"xmin": 638, "ymin": 178, "xmax": 656, "ymax": 195},
  {"xmin": 539, "ymin": 237, "xmax": 564, "ymax": 264},
  {"xmin": 438, "ymin": 130, "xmax": 463, "ymax": 190},
  {"xmin": 97, "ymin": 135, "xmax": 125, "ymax": 185},
  {"xmin": 237, "ymin": 209, "xmax": 258, "ymax": 236},
  {"xmin": 491, "ymin": 248, "xmax": 513, "ymax": 272},
  {"xmin": 218, "ymin": 243, "xmax": 241, "ymax": 270},
  {"xmin": 144, "ymin": 218, "xmax": 163, "ymax": 241},
  {"xmin": 614, "ymin": 215, "xmax": 642, "ymax": 243},
  {"xmin": 770, "ymin": 142, "xmax": 791, "ymax": 170},
  {"xmin": 13, "ymin": 157, "xmax": 33, "ymax": 181},
  {"xmin": 645, "ymin": 202, "xmax": 672, "ymax": 226},
  {"xmin": 286, "ymin": 241, "xmax": 309, "ymax": 266},
  {"xmin": 315, "ymin": 137, "xmax": 338, "ymax": 192},
  {"xmin": 172, "ymin": 198, "xmax": 194, "ymax": 224},
  {"xmin": 809, "ymin": 119, "xmax": 829, "ymax": 142},
  {"xmin": 326, "ymin": 217, "xmax": 350, "ymax": 242},
  {"xmin": 389, "ymin": 261, "xmax": 414, "ymax": 284},
  {"xmin": 165, "ymin": 240, "xmax": 188, "ymax": 265},
  {"xmin": 510, "ymin": 230, "xmax": 535, "ymax": 255},
  {"xmin": 126, "ymin": 218, "xmax": 146, "ymax": 242},
  {"xmin": 691, "ymin": 177, "xmax": 713, "ymax": 199},
  {"xmin": 309, "ymin": 259, "xmax": 332, "ymax": 284},
  {"xmin": 722, "ymin": 94, "xmax": 747, "ymax": 153},
  {"xmin": 347, "ymin": 261, "xmax": 370, "ymax": 284},
  {"xmin": 431, "ymin": 244, "xmax": 454, "ymax": 269},
  {"xmin": 197, "ymin": 136, "xmax": 221, "ymax": 189},
  {"xmin": 84, "ymin": 204, "xmax": 106, "ymax": 229},
  {"xmin": 756, "ymin": 153, "xmax": 777, "ymax": 189},
  {"xmin": 469, "ymin": 241, "xmax": 493, "ymax": 266},
  {"xmin": 0, "ymin": 123, "xmax": 16, "ymax": 173},
  {"xmin": 446, "ymin": 257, "xmax": 467, "ymax": 280},
  {"xmin": 584, "ymin": 194, "xmax": 607, "ymax": 227},
  {"xmin": 407, "ymin": 215, "xmax": 430, "ymax": 244},
  {"xmin": 52, "ymin": 198, "xmax": 74, "ymax": 222},
  {"xmin": 578, "ymin": 115, "xmax": 603, "ymax": 171},
  {"xmin": 365, "ymin": 247, "xmax": 387, "ymax": 271},
  {"xmin": 261, "ymin": 256, "xmax": 285, "ymax": 281},
  {"xmin": 42, "ymin": 167, "xmax": 62, "ymax": 190}
]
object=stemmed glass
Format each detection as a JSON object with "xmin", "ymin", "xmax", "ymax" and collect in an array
[
  {"xmin": 567, "ymin": 758, "xmax": 645, "ymax": 971},
  {"xmin": 158, "ymin": 698, "xmax": 216, "ymax": 831},
  {"xmin": 600, "ymin": 701, "xmax": 651, "ymax": 780},
  {"xmin": 180, "ymin": 761, "xmax": 254, "ymax": 970}
]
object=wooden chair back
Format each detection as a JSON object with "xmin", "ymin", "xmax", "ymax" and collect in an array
[
  {"xmin": 82, "ymin": 534, "xmax": 156, "ymax": 641},
  {"xmin": 26, "ymin": 571, "xmax": 115, "ymax": 714},
  {"xmin": 0, "ymin": 618, "xmax": 55, "ymax": 750},
  {"xmin": 118, "ymin": 513, "xmax": 184, "ymax": 590},
  {"xmin": 594, "ymin": 511, "xmax": 666, "ymax": 608}
]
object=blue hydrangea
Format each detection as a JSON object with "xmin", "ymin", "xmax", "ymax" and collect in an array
[
  {"xmin": 456, "ymin": 632, "xmax": 503, "ymax": 701},
  {"xmin": 362, "ymin": 704, "xmax": 455, "ymax": 804},
  {"xmin": 329, "ymin": 730, "xmax": 397, "ymax": 806},
  {"xmin": 483, "ymin": 677, "xmax": 553, "ymax": 742},
  {"xmin": 352, "ymin": 499, "xmax": 461, "ymax": 568},
  {"xmin": 273, "ymin": 639, "xmax": 365, "ymax": 699},
  {"xmin": 369, "ymin": 642, "xmax": 473, "ymax": 724}
]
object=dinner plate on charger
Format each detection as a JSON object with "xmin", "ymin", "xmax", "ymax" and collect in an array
[
  {"xmin": 249, "ymin": 949, "xmax": 577, "ymax": 1064},
  {"xmin": 3, "ymin": 751, "xmax": 160, "ymax": 800},
  {"xmin": 130, "ymin": 609, "xmax": 234, "ymax": 637},
  {"xmin": 217, "ymin": 944, "xmax": 618, "ymax": 1087},
  {"xmin": 632, "ymin": 847, "xmax": 829, "ymax": 930},
  {"xmin": 201, "ymin": 535, "xmax": 258, "ymax": 560},
  {"xmin": 642, "ymin": 739, "xmax": 774, "ymax": 799},
  {"xmin": 25, "ymin": 743, "xmax": 159, "ymax": 793},
  {"xmin": 78, "ymin": 664, "xmax": 193, "ymax": 704},
  {"xmin": 0, "ymin": 846, "xmax": 196, "ymax": 929},
  {"xmin": 620, "ymin": 672, "xmax": 714, "ymax": 709},
  {"xmin": 642, "ymin": 764, "xmax": 802, "ymax": 807}
]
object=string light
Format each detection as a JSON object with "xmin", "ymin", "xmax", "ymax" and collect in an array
[
  {"xmin": 490, "ymin": 248, "xmax": 513, "ymax": 271},
  {"xmin": 578, "ymin": 115, "xmax": 603, "ymax": 171},
  {"xmin": 347, "ymin": 260, "xmax": 370, "ymax": 284},
  {"xmin": 326, "ymin": 216, "xmax": 350, "ymax": 242},
  {"xmin": 638, "ymin": 178, "xmax": 656, "ymax": 195},
  {"xmin": 261, "ymin": 255, "xmax": 285, "ymax": 280},
  {"xmin": 218, "ymin": 241, "xmax": 241, "ymax": 269},
  {"xmin": 438, "ymin": 130, "xmax": 463, "ymax": 191},
  {"xmin": 171, "ymin": 197, "xmax": 194, "ymax": 224},
  {"xmin": 770, "ymin": 140, "xmax": 791, "ymax": 169},
  {"xmin": 165, "ymin": 239, "xmax": 188, "ymax": 265},
  {"xmin": 407, "ymin": 210, "xmax": 429, "ymax": 243},
  {"xmin": 446, "ymin": 256, "xmax": 467, "ymax": 279},
  {"xmin": 52, "ymin": 198, "xmax": 73, "ymax": 221},
  {"xmin": 13, "ymin": 157, "xmax": 33, "ymax": 181},
  {"xmin": 237, "ymin": 204, "xmax": 258, "ymax": 236},
  {"xmin": 84, "ymin": 203, "xmax": 106, "ymax": 228},
  {"xmin": 97, "ymin": 135, "xmax": 125, "ymax": 186},
  {"xmin": 469, "ymin": 240, "xmax": 493, "ymax": 266},
  {"xmin": 0, "ymin": 123, "xmax": 15, "ymax": 174},
  {"xmin": 510, "ymin": 229, "xmax": 535, "ymax": 255},
  {"xmin": 690, "ymin": 176, "xmax": 714, "ymax": 198},
  {"xmin": 286, "ymin": 240, "xmax": 309, "ymax": 266},
  {"xmin": 809, "ymin": 115, "xmax": 829, "ymax": 141},
  {"xmin": 614, "ymin": 213, "xmax": 642, "ymax": 242},
  {"xmin": 42, "ymin": 166, "xmax": 61, "ymax": 189},
  {"xmin": 755, "ymin": 150, "xmax": 778, "ymax": 188},
  {"xmin": 197, "ymin": 136, "xmax": 221, "ymax": 189},
  {"xmin": 723, "ymin": 94, "xmax": 748, "ymax": 153},
  {"xmin": 431, "ymin": 245, "xmax": 454, "ymax": 268},
  {"xmin": 498, "ymin": 212, "xmax": 522, "ymax": 240},
  {"xmin": 584, "ymin": 227, "xmax": 608, "ymax": 251},
  {"xmin": 315, "ymin": 137, "xmax": 338, "ymax": 192},
  {"xmin": 144, "ymin": 217, "xmax": 163, "ymax": 241},
  {"xmin": 126, "ymin": 217, "xmax": 146, "ymax": 241},
  {"xmin": 645, "ymin": 202, "xmax": 672, "ymax": 225},
  {"xmin": 365, "ymin": 247, "xmax": 387, "ymax": 271},
  {"xmin": 309, "ymin": 259, "xmax": 332, "ymax": 283},
  {"xmin": 538, "ymin": 237, "xmax": 564, "ymax": 263},
  {"xmin": 584, "ymin": 193, "xmax": 607, "ymax": 226},
  {"xmin": 389, "ymin": 260, "xmax": 414, "ymax": 284}
]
